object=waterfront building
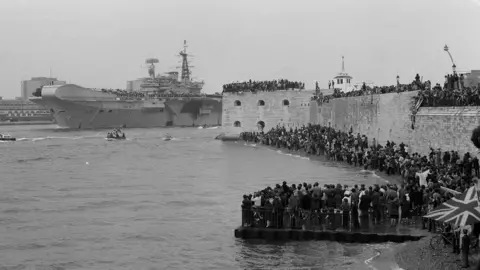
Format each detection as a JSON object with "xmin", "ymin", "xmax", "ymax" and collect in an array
[
  {"xmin": 333, "ymin": 56, "xmax": 354, "ymax": 93},
  {"xmin": 21, "ymin": 77, "xmax": 66, "ymax": 101},
  {"xmin": 0, "ymin": 99, "xmax": 52, "ymax": 122},
  {"xmin": 126, "ymin": 78, "xmax": 145, "ymax": 92},
  {"xmin": 458, "ymin": 70, "xmax": 480, "ymax": 87}
]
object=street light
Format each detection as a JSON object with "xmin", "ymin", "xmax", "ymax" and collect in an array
[{"xmin": 443, "ymin": 45, "xmax": 456, "ymax": 74}]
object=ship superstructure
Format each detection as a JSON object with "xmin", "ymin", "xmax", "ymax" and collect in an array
[
  {"xmin": 29, "ymin": 41, "xmax": 222, "ymax": 129},
  {"xmin": 136, "ymin": 40, "xmax": 204, "ymax": 94}
]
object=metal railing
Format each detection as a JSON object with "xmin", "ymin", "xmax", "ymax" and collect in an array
[
  {"xmin": 242, "ymin": 207, "xmax": 364, "ymax": 230},
  {"xmin": 241, "ymin": 206, "xmax": 427, "ymax": 231}
]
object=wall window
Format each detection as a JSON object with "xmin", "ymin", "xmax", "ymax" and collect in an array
[
  {"xmin": 234, "ymin": 100, "xmax": 241, "ymax": 106},
  {"xmin": 257, "ymin": 100, "xmax": 265, "ymax": 106},
  {"xmin": 282, "ymin": 99, "xmax": 290, "ymax": 106},
  {"xmin": 257, "ymin": 121, "xmax": 265, "ymax": 130},
  {"xmin": 233, "ymin": 121, "xmax": 241, "ymax": 127}
]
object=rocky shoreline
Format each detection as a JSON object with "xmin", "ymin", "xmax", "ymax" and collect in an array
[{"xmin": 395, "ymin": 236, "xmax": 480, "ymax": 270}]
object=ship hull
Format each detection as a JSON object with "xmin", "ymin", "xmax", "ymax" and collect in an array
[{"xmin": 30, "ymin": 84, "xmax": 222, "ymax": 129}]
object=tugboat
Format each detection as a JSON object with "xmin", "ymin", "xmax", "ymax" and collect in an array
[
  {"xmin": 106, "ymin": 128, "xmax": 126, "ymax": 141},
  {"xmin": 0, "ymin": 134, "xmax": 16, "ymax": 141}
]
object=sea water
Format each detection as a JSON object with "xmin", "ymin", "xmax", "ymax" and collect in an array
[{"xmin": 0, "ymin": 125, "xmax": 404, "ymax": 270}]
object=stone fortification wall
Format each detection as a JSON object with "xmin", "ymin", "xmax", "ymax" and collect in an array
[
  {"xmin": 410, "ymin": 107, "xmax": 480, "ymax": 155},
  {"xmin": 221, "ymin": 90, "xmax": 313, "ymax": 133},
  {"xmin": 312, "ymin": 91, "xmax": 419, "ymax": 146},
  {"xmin": 221, "ymin": 89, "xmax": 480, "ymax": 156}
]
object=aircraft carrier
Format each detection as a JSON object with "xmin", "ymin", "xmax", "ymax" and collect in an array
[{"xmin": 29, "ymin": 41, "xmax": 222, "ymax": 129}]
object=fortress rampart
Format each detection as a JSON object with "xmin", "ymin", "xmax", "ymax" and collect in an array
[
  {"xmin": 410, "ymin": 106, "xmax": 480, "ymax": 155},
  {"xmin": 221, "ymin": 90, "xmax": 313, "ymax": 133},
  {"xmin": 311, "ymin": 91, "xmax": 418, "ymax": 148},
  {"xmin": 221, "ymin": 89, "xmax": 480, "ymax": 156}
]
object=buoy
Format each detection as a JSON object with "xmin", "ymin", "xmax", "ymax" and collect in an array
[{"xmin": 86, "ymin": 162, "xmax": 89, "ymax": 165}]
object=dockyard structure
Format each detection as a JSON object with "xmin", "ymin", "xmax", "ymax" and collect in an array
[
  {"xmin": 21, "ymin": 77, "xmax": 66, "ymax": 101},
  {"xmin": 459, "ymin": 70, "xmax": 480, "ymax": 87},
  {"xmin": 0, "ymin": 99, "xmax": 52, "ymax": 122},
  {"xmin": 126, "ymin": 78, "xmax": 145, "ymax": 92},
  {"xmin": 222, "ymin": 90, "xmax": 313, "ymax": 132}
]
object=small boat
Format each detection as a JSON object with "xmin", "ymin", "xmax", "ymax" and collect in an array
[
  {"xmin": 0, "ymin": 134, "xmax": 16, "ymax": 141},
  {"xmin": 106, "ymin": 130, "xmax": 126, "ymax": 141},
  {"xmin": 163, "ymin": 134, "xmax": 173, "ymax": 141}
]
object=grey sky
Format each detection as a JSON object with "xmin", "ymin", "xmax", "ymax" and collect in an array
[{"xmin": 0, "ymin": 0, "xmax": 479, "ymax": 98}]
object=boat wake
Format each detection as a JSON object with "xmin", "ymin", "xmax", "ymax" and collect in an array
[
  {"xmin": 243, "ymin": 143, "xmax": 257, "ymax": 147},
  {"xmin": 13, "ymin": 134, "xmax": 105, "ymax": 142},
  {"xmin": 268, "ymin": 149, "xmax": 310, "ymax": 160}
]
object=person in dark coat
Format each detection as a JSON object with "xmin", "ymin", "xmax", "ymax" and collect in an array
[
  {"xmin": 359, "ymin": 190, "xmax": 371, "ymax": 229},
  {"xmin": 351, "ymin": 188, "xmax": 360, "ymax": 229},
  {"xmin": 371, "ymin": 188, "xmax": 381, "ymax": 225},
  {"xmin": 461, "ymin": 229, "xmax": 470, "ymax": 268}
]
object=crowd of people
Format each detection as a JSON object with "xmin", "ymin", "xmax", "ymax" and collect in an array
[
  {"xmin": 413, "ymin": 83, "xmax": 480, "ymax": 107},
  {"xmin": 97, "ymin": 88, "xmax": 217, "ymax": 100},
  {"xmin": 313, "ymin": 74, "xmax": 430, "ymax": 103},
  {"xmin": 310, "ymin": 72, "xmax": 480, "ymax": 109},
  {"xmin": 222, "ymin": 80, "xmax": 305, "ymax": 93},
  {"xmin": 240, "ymin": 124, "xmax": 480, "ymax": 240}
]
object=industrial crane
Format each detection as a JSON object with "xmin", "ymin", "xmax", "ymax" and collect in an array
[{"xmin": 443, "ymin": 45, "xmax": 456, "ymax": 74}]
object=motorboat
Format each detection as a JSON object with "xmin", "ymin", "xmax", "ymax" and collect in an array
[
  {"xmin": 106, "ymin": 130, "xmax": 126, "ymax": 141},
  {"xmin": 163, "ymin": 134, "xmax": 173, "ymax": 141},
  {"xmin": 0, "ymin": 134, "xmax": 16, "ymax": 141}
]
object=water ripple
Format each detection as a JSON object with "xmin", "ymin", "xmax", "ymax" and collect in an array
[{"xmin": 0, "ymin": 125, "xmax": 402, "ymax": 270}]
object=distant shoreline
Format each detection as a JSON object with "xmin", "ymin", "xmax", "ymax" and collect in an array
[{"xmin": 0, "ymin": 121, "xmax": 55, "ymax": 126}]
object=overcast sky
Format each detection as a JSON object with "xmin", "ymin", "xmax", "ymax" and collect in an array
[{"xmin": 0, "ymin": 0, "xmax": 479, "ymax": 98}]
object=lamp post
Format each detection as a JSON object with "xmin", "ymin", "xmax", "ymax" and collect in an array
[{"xmin": 443, "ymin": 45, "xmax": 456, "ymax": 74}]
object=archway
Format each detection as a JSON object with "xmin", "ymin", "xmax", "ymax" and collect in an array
[
  {"xmin": 257, "ymin": 121, "xmax": 265, "ymax": 131},
  {"xmin": 282, "ymin": 99, "xmax": 290, "ymax": 106},
  {"xmin": 233, "ymin": 121, "xmax": 241, "ymax": 127},
  {"xmin": 234, "ymin": 100, "xmax": 241, "ymax": 106},
  {"xmin": 257, "ymin": 100, "xmax": 265, "ymax": 106}
]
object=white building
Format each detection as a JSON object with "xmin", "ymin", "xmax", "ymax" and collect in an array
[
  {"xmin": 458, "ymin": 70, "xmax": 480, "ymax": 87},
  {"xmin": 126, "ymin": 78, "xmax": 147, "ymax": 92},
  {"xmin": 21, "ymin": 77, "xmax": 66, "ymax": 100},
  {"xmin": 333, "ymin": 57, "xmax": 354, "ymax": 93}
]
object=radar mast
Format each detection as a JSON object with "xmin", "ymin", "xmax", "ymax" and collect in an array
[
  {"xmin": 145, "ymin": 58, "xmax": 159, "ymax": 79},
  {"xmin": 178, "ymin": 40, "xmax": 192, "ymax": 83}
]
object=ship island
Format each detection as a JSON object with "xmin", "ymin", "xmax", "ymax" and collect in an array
[{"xmin": 29, "ymin": 41, "xmax": 222, "ymax": 129}]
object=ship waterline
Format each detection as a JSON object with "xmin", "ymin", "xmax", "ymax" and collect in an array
[{"xmin": 30, "ymin": 84, "xmax": 222, "ymax": 129}]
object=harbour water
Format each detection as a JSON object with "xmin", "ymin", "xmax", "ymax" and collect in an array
[{"xmin": 0, "ymin": 125, "xmax": 405, "ymax": 270}]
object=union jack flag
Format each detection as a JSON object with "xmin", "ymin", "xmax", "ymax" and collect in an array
[{"xmin": 423, "ymin": 186, "xmax": 480, "ymax": 227}]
